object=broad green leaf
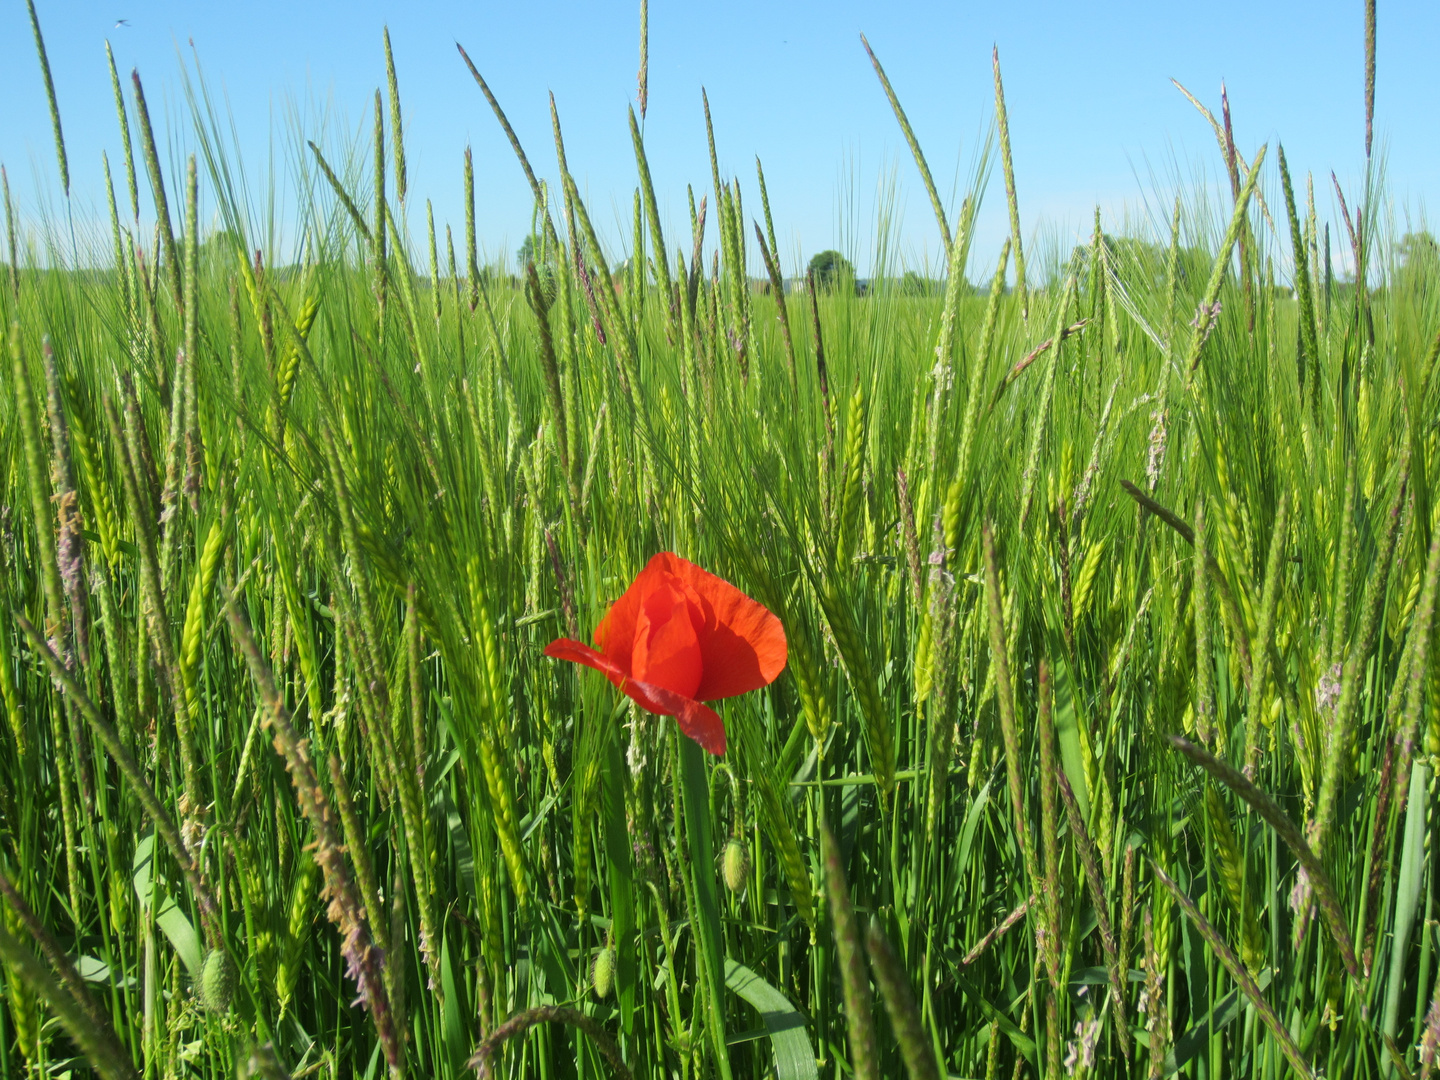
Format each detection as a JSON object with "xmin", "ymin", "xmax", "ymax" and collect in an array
[
  {"xmin": 1383, "ymin": 761, "xmax": 1430, "ymax": 1038},
  {"xmin": 724, "ymin": 960, "xmax": 819, "ymax": 1080},
  {"xmin": 131, "ymin": 832, "xmax": 202, "ymax": 978}
]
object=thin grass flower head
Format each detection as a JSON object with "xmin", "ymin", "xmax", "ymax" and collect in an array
[{"xmin": 544, "ymin": 552, "xmax": 787, "ymax": 754}]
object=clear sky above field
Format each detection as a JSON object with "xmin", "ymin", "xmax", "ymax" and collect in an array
[{"xmin": 0, "ymin": 0, "xmax": 1435, "ymax": 279}]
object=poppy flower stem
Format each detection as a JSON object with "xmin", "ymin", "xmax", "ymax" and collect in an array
[{"xmin": 675, "ymin": 731, "xmax": 735, "ymax": 1080}]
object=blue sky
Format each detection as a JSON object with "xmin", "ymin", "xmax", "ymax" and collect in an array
[{"xmin": 1, "ymin": 1, "xmax": 1436, "ymax": 278}]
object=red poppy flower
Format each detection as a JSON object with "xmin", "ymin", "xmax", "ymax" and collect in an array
[{"xmin": 543, "ymin": 552, "xmax": 787, "ymax": 755}]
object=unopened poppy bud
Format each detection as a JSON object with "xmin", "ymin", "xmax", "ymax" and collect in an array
[
  {"xmin": 592, "ymin": 945, "xmax": 615, "ymax": 999},
  {"xmin": 723, "ymin": 838, "xmax": 750, "ymax": 893},
  {"xmin": 199, "ymin": 947, "xmax": 236, "ymax": 1013}
]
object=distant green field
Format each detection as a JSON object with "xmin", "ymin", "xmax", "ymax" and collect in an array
[{"xmin": 3, "ymin": 5, "xmax": 1439, "ymax": 1080}]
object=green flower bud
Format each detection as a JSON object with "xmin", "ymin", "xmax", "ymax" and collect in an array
[
  {"xmin": 199, "ymin": 947, "xmax": 237, "ymax": 1013},
  {"xmin": 723, "ymin": 838, "xmax": 750, "ymax": 894},
  {"xmin": 592, "ymin": 945, "xmax": 615, "ymax": 1000}
]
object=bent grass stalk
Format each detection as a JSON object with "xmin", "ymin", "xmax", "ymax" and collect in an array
[
  {"xmin": 860, "ymin": 34, "xmax": 950, "ymax": 253},
  {"xmin": 1169, "ymin": 736, "xmax": 1360, "ymax": 983},
  {"xmin": 1152, "ymin": 862, "xmax": 1313, "ymax": 1079}
]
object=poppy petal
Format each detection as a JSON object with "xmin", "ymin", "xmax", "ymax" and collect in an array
[
  {"xmin": 661, "ymin": 554, "xmax": 788, "ymax": 700},
  {"xmin": 623, "ymin": 678, "xmax": 727, "ymax": 755},
  {"xmin": 593, "ymin": 553, "xmax": 673, "ymax": 666},
  {"xmin": 592, "ymin": 576, "xmax": 641, "ymax": 664},
  {"xmin": 632, "ymin": 576, "xmax": 703, "ymax": 698},
  {"xmin": 545, "ymin": 637, "xmax": 726, "ymax": 754},
  {"xmin": 543, "ymin": 638, "xmax": 628, "ymax": 690}
]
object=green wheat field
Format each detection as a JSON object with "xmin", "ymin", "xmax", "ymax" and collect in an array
[{"xmin": 2, "ymin": 3, "xmax": 1437, "ymax": 1079}]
